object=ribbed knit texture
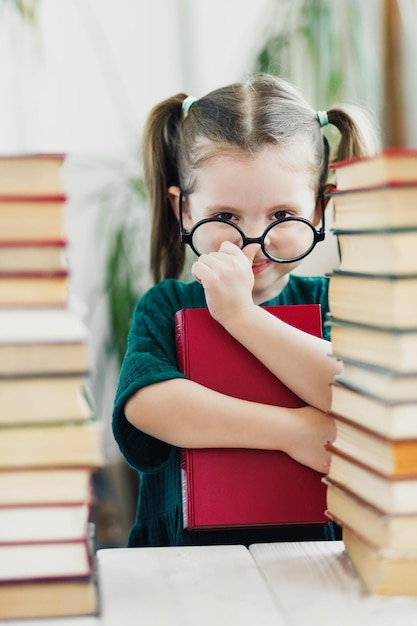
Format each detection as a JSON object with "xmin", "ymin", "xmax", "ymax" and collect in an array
[{"xmin": 112, "ymin": 275, "xmax": 337, "ymax": 546}]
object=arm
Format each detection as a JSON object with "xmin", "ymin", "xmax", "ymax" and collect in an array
[
  {"xmin": 124, "ymin": 378, "xmax": 335, "ymax": 474},
  {"xmin": 191, "ymin": 242, "xmax": 342, "ymax": 412},
  {"xmin": 218, "ymin": 306, "xmax": 340, "ymax": 412}
]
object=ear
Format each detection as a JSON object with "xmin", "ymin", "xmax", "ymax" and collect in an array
[
  {"xmin": 312, "ymin": 183, "xmax": 336, "ymax": 226},
  {"xmin": 168, "ymin": 186, "xmax": 194, "ymax": 230},
  {"xmin": 168, "ymin": 185, "xmax": 181, "ymax": 220},
  {"xmin": 322, "ymin": 183, "xmax": 336, "ymax": 207}
]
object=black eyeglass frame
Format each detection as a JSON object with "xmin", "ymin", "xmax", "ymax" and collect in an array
[{"xmin": 179, "ymin": 192, "xmax": 326, "ymax": 263}]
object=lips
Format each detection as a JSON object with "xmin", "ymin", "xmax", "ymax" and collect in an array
[{"xmin": 252, "ymin": 259, "xmax": 271, "ymax": 274}]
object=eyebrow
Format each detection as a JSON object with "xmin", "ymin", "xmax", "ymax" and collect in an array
[{"xmin": 202, "ymin": 201, "xmax": 304, "ymax": 214}]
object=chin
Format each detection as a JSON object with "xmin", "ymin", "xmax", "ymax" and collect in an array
[{"xmin": 253, "ymin": 273, "xmax": 290, "ymax": 304}]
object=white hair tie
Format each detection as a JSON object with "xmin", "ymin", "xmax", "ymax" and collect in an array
[
  {"xmin": 182, "ymin": 96, "xmax": 198, "ymax": 117},
  {"xmin": 317, "ymin": 110, "xmax": 329, "ymax": 128}
]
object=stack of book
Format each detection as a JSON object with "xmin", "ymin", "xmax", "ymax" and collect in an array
[
  {"xmin": 324, "ymin": 148, "xmax": 417, "ymax": 596},
  {"xmin": 0, "ymin": 154, "xmax": 103, "ymax": 620}
]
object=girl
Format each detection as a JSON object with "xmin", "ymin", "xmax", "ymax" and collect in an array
[{"xmin": 113, "ymin": 74, "xmax": 379, "ymax": 547}]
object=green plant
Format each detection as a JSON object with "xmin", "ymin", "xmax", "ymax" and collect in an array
[
  {"xmin": 0, "ymin": 0, "xmax": 40, "ymax": 21},
  {"xmin": 103, "ymin": 176, "xmax": 148, "ymax": 366},
  {"xmin": 79, "ymin": 162, "xmax": 150, "ymax": 370},
  {"xmin": 101, "ymin": 177, "xmax": 194, "ymax": 367},
  {"xmin": 64, "ymin": 152, "xmax": 149, "ymax": 376},
  {"xmin": 253, "ymin": 0, "xmax": 381, "ymax": 114}
]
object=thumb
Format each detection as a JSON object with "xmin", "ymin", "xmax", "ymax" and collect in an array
[{"xmin": 242, "ymin": 243, "xmax": 261, "ymax": 262}]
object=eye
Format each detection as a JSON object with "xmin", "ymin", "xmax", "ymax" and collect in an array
[
  {"xmin": 271, "ymin": 210, "xmax": 291, "ymax": 221},
  {"xmin": 214, "ymin": 212, "xmax": 236, "ymax": 222}
]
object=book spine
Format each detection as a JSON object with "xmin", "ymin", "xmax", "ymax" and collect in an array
[
  {"xmin": 180, "ymin": 450, "xmax": 190, "ymax": 529},
  {"xmin": 0, "ymin": 194, "xmax": 66, "ymax": 202},
  {"xmin": 176, "ymin": 312, "xmax": 192, "ymax": 527},
  {"xmin": 0, "ymin": 270, "xmax": 69, "ymax": 278},
  {"xmin": 174, "ymin": 310, "xmax": 187, "ymax": 375},
  {"xmin": 0, "ymin": 239, "xmax": 67, "ymax": 247}
]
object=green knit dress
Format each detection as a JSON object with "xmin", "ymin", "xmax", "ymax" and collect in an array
[{"xmin": 112, "ymin": 275, "xmax": 339, "ymax": 547}]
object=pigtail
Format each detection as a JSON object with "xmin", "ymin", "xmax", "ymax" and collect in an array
[
  {"xmin": 142, "ymin": 93, "xmax": 187, "ymax": 284},
  {"xmin": 327, "ymin": 104, "xmax": 381, "ymax": 165}
]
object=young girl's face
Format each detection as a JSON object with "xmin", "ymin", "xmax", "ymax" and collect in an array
[{"xmin": 178, "ymin": 144, "xmax": 320, "ymax": 303}]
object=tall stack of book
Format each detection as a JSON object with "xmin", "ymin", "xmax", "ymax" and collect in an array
[
  {"xmin": 324, "ymin": 148, "xmax": 417, "ymax": 596},
  {"xmin": 0, "ymin": 154, "xmax": 103, "ymax": 620}
]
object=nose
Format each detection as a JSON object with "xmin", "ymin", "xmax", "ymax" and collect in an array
[
  {"xmin": 241, "ymin": 218, "xmax": 269, "ymax": 242},
  {"xmin": 244, "ymin": 220, "xmax": 267, "ymax": 238},
  {"xmin": 241, "ymin": 222, "xmax": 270, "ymax": 249}
]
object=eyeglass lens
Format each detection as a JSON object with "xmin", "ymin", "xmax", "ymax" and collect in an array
[{"xmin": 191, "ymin": 219, "xmax": 316, "ymax": 262}]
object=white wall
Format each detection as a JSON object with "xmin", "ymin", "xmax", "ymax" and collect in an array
[
  {"xmin": 399, "ymin": 0, "xmax": 417, "ymax": 147},
  {"xmin": 0, "ymin": 0, "xmax": 275, "ymax": 154}
]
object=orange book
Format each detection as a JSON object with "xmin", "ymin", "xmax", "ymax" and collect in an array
[
  {"xmin": 0, "ymin": 239, "xmax": 67, "ymax": 273},
  {"xmin": 0, "ymin": 154, "xmax": 65, "ymax": 196},
  {"xmin": 0, "ymin": 579, "xmax": 98, "ymax": 620},
  {"xmin": 0, "ymin": 269, "xmax": 68, "ymax": 306},
  {"xmin": 0, "ymin": 196, "xmax": 66, "ymax": 241},
  {"xmin": 175, "ymin": 305, "xmax": 328, "ymax": 530}
]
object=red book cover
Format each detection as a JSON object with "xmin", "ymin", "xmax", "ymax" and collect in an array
[{"xmin": 175, "ymin": 305, "xmax": 328, "ymax": 530}]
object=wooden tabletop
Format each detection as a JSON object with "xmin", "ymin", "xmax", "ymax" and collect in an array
[
  {"xmin": 250, "ymin": 541, "xmax": 417, "ymax": 626},
  {"xmin": 4, "ymin": 541, "xmax": 417, "ymax": 625},
  {"xmin": 97, "ymin": 544, "xmax": 281, "ymax": 626}
]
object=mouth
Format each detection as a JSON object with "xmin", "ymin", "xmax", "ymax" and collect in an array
[{"xmin": 252, "ymin": 259, "xmax": 272, "ymax": 275}]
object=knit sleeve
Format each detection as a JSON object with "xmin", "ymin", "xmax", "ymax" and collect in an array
[{"xmin": 112, "ymin": 282, "xmax": 188, "ymax": 472}]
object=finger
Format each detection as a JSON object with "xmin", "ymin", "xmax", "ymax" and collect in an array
[
  {"xmin": 191, "ymin": 261, "xmax": 203, "ymax": 283},
  {"xmin": 242, "ymin": 243, "xmax": 261, "ymax": 262},
  {"xmin": 217, "ymin": 240, "xmax": 243, "ymax": 255},
  {"xmin": 191, "ymin": 258, "xmax": 218, "ymax": 282}
]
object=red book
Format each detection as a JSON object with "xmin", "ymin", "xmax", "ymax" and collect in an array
[{"xmin": 175, "ymin": 305, "xmax": 328, "ymax": 530}]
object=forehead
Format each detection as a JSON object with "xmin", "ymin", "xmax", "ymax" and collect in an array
[{"xmin": 192, "ymin": 144, "xmax": 317, "ymax": 202}]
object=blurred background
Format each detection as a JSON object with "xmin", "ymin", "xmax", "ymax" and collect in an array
[{"xmin": 1, "ymin": 0, "xmax": 416, "ymax": 547}]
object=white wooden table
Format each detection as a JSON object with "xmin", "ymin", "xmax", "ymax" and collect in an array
[
  {"xmin": 3, "ymin": 542, "xmax": 417, "ymax": 625},
  {"xmin": 97, "ymin": 544, "xmax": 281, "ymax": 626},
  {"xmin": 249, "ymin": 541, "xmax": 417, "ymax": 626}
]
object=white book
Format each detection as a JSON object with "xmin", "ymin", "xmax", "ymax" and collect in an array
[
  {"xmin": 0, "ymin": 308, "xmax": 90, "ymax": 375},
  {"xmin": 0, "ymin": 307, "xmax": 88, "ymax": 344}
]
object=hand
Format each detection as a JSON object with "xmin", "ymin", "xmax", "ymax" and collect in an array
[
  {"xmin": 282, "ymin": 406, "xmax": 336, "ymax": 474},
  {"xmin": 191, "ymin": 242, "xmax": 261, "ymax": 325}
]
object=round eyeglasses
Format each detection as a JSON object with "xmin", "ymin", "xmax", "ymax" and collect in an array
[{"xmin": 179, "ymin": 193, "xmax": 325, "ymax": 263}]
